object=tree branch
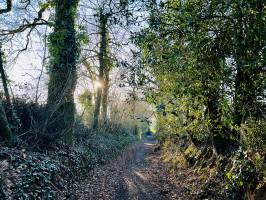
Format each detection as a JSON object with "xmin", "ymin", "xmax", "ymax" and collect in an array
[
  {"xmin": 0, "ymin": 0, "xmax": 12, "ymax": 15},
  {"xmin": 0, "ymin": 5, "xmax": 49, "ymax": 36}
]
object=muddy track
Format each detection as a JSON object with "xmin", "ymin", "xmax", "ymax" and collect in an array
[
  {"xmin": 75, "ymin": 139, "xmax": 205, "ymax": 200},
  {"xmin": 76, "ymin": 140, "xmax": 170, "ymax": 200}
]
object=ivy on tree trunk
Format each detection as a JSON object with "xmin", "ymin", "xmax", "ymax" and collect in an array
[{"xmin": 46, "ymin": 0, "xmax": 79, "ymax": 144}]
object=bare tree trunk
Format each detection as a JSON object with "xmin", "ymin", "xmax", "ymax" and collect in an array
[
  {"xmin": 102, "ymin": 70, "xmax": 109, "ymax": 123},
  {"xmin": 0, "ymin": 45, "xmax": 18, "ymax": 135},
  {"xmin": 0, "ymin": 46, "xmax": 11, "ymax": 105},
  {"xmin": 93, "ymin": 11, "xmax": 108, "ymax": 129},
  {"xmin": 0, "ymin": 0, "xmax": 14, "ymax": 143},
  {"xmin": 0, "ymin": 100, "xmax": 11, "ymax": 141},
  {"xmin": 46, "ymin": 0, "xmax": 79, "ymax": 144}
]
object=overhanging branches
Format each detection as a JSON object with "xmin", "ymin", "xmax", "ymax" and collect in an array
[
  {"xmin": 0, "ymin": 5, "xmax": 50, "ymax": 36},
  {"xmin": 0, "ymin": 0, "xmax": 12, "ymax": 15}
]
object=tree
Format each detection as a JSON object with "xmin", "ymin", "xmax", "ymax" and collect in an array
[
  {"xmin": 0, "ymin": 45, "xmax": 11, "ymax": 106},
  {"xmin": 231, "ymin": 0, "xmax": 266, "ymax": 125},
  {"xmin": 46, "ymin": 0, "xmax": 80, "ymax": 143},
  {"xmin": 0, "ymin": 0, "xmax": 12, "ymax": 142},
  {"xmin": 92, "ymin": 10, "xmax": 109, "ymax": 128},
  {"xmin": 0, "ymin": 100, "xmax": 11, "ymax": 141},
  {"xmin": 80, "ymin": 0, "xmax": 134, "ymax": 129},
  {"xmin": 134, "ymin": 0, "xmax": 265, "ymax": 155}
]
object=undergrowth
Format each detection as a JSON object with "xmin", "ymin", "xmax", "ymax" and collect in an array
[
  {"xmin": 159, "ymin": 133, "xmax": 266, "ymax": 200},
  {"xmin": 0, "ymin": 122, "xmax": 136, "ymax": 199}
]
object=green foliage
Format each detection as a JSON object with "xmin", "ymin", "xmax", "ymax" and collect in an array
[
  {"xmin": 0, "ymin": 149, "xmax": 60, "ymax": 199},
  {"xmin": 87, "ymin": 131, "xmax": 136, "ymax": 164},
  {"xmin": 76, "ymin": 25, "xmax": 89, "ymax": 46},
  {"xmin": 241, "ymin": 119, "xmax": 266, "ymax": 186},
  {"xmin": 136, "ymin": 0, "xmax": 266, "ymax": 148},
  {"xmin": 48, "ymin": 30, "xmax": 68, "ymax": 68},
  {"xmin": 39, "ymin": 1, "xmax": 55, "ymax": 10},
  {"xmin": 13, "ymin": 155, "xmax": 58, "ymax": 199},
  {"xmin": 78, "ymin": 90, "xmax": 93, "ymax": 109},
  {"xmin": 135, "ymin": 0, "xmax": 266, "ymax": 197},
  {"xmin": 225, "ymin": 150, "xmax": 258, "ymax": 200},
  {"xmin": 241, "ymin": 119, "xmax": 266, "ymax": 155}
]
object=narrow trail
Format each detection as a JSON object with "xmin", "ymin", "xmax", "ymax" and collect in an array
[{"xmin": 76, "ymin": 140, "xmax": 195, "ymax": 200}]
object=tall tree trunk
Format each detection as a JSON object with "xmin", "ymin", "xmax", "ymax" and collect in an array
[
  {"xmin": 0, "ymin": 45, "xmax": 18, "ymax": 135},
  {"xmin": 102, "ymin": 70, "xmax": 109, "ymax": 123},
  {"xmin": 93, "ymin": 12, "xmax": 108, "ymax": 129},
  {"xmin": 205, "ymin": 58, "xmax": 236, "ymax": 155},
  {"xmin": 0, "ymin": 46, "xmax": 11, "ymax": 106},
  {"xmin": 233, "ymin": 3, "xmax": 246, "ymax": 126},
  {"xmin": 47, "ymin": 0, "xmax": 79, "ymax": 143},
  {"xmin": 0, "ymin": 2, "xmax": 16, "ymax": 143},
  {"xmin": 0, "ymin": 100, "xmax": 11, "ymax": 142},
  {"xmin": 206, "ymin": 93, "xmax": 222, "ymax": 154}
]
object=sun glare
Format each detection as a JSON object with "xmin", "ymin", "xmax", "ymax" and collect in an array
[{"xmin": 94, "ymin": 80, "xmax": 103, "ymax": 89}]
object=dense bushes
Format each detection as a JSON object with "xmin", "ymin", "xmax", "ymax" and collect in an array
[
  {"xmin": 241, "ymin": 119, "xmax": 266, "ymax": 157},
  {"xmin": 157, "ymin": 128, "xmax": 265, "ymax": 200},
  {"xmin": 154, "ymin": 103, "xmax": 265, "ymax": 199},
  {"xmin": 1, "ymin": 98, "xmax": 45, "ymax": 144}
]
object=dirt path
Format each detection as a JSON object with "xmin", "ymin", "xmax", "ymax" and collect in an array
[{"xmin": 76, "ymin": 140, "xmax": 194, "ymax": 200}]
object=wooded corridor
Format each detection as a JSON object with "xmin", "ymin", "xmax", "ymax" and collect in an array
[{"xmin": 0, "ymin": 0, "xmax": 265, "ymax": 199}]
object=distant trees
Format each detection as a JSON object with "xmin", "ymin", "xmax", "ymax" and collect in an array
[{"xmin": 80, "ymin": 0, "xmax": 133, "ymax": 129}]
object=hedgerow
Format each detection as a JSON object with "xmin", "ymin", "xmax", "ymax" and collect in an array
[{"xmin": 0, "ymin": 123, "xmax": 136, "ymax": 199}]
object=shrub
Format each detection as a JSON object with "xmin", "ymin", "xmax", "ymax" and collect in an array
[
  {"xmin": 2, "ymin": 98, "xmax": 46, "ymax": 144},
  {"xmin": 225, "ymin": 149, "xmax": 258, "ymax": 200},
  {"xmin": 241, "ymin": 119, "xmax": 266, "ymax": 156}
]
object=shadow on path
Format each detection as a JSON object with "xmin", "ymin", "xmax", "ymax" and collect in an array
[
  {"xmin": 77, "ymin": 139, "xmax": 169, "ymax": 200},
  {"xmin": 115, "ymin": 140, "xmax": 168, "ymax": 200}
]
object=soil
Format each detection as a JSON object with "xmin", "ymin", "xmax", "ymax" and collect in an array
[{"xmin": 76, "ymin": 139, "xmax": 199, "ymax": 200}]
